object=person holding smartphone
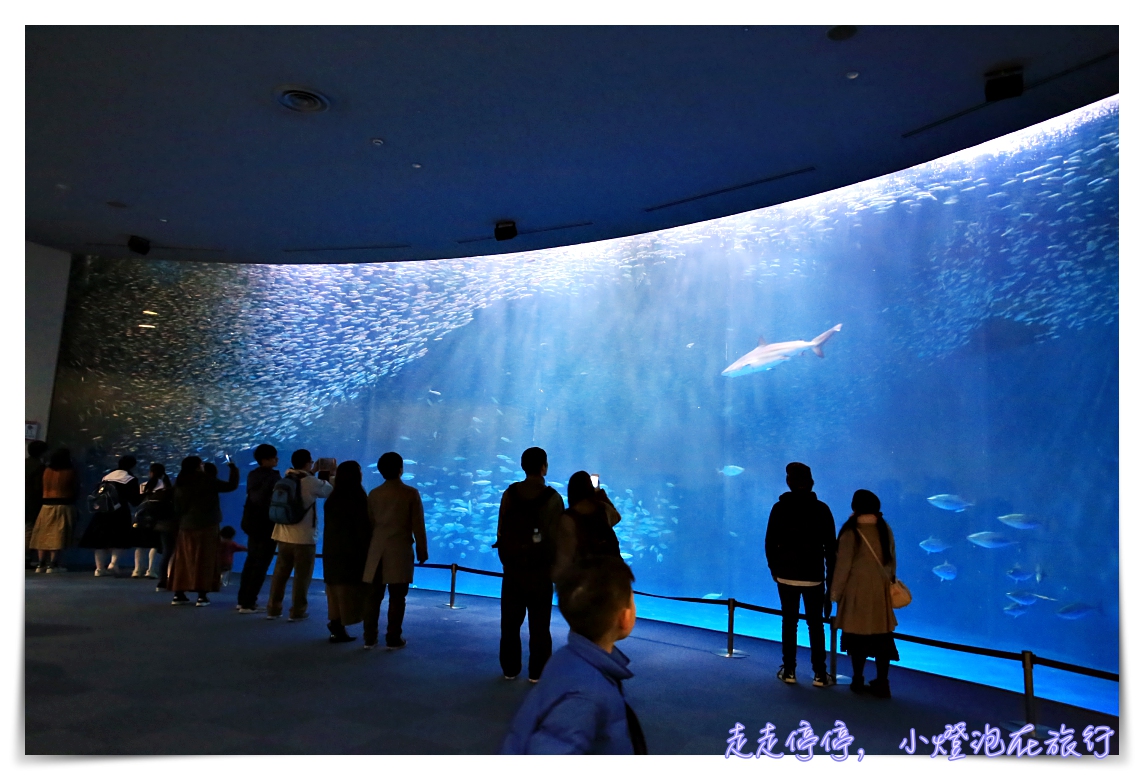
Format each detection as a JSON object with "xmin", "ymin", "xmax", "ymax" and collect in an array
[{"xmin": 552, "ymin": 471, "xmax": 623, "ymax": 583}]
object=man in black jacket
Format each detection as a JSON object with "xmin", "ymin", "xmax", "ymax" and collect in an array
[
  {"xmin": 764, "ymin": 462, "xmax": 837, "ymax": 687},
  {"xmin": 236, "ymin": 443, "xmax": 281, "ymax": 613}
]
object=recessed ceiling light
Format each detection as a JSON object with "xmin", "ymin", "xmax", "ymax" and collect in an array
[
  {"xmin": 371, "ymin": 138, "xmax": 385, "ymax": 146},
  {"xmin": 275, "ymin": 87, "xmax": 330, "ymax": 113},
  {"xmin": 412, "ymin": 163, "xmax": 422, "ymax": 169},
  {"xmin": 846, "ymin": 71, "xmax": 860, "ymax": 80}
]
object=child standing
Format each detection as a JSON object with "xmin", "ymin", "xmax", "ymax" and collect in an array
[
  {"xmin": 500, "ymin": 556, "xmax": 647, "ymax": 754},
  {"xmin": 218, "ymin": 526, "xmax": 247, "ymax": 588}
]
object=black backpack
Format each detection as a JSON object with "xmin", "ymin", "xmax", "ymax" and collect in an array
[
  {"xmin": 496, "ymin": 484, "xmax": 558, "ymax": 571},
  {"xmin": 571, "ymin": 503, "xmax": 621, "ymax": 561},
  {"xmin": 88, "ymin": 481, "xmax": 121, "ymax": 514}
]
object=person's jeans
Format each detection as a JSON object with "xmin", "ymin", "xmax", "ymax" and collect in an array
[
  {"xmin": 363, "ymin": 580, "xmax": 410, "ymax": 645},
  {"xmin": 499, "ymin": 569, "xmax": 554, "ymax": 680},
  {"xmin": 776, "ymin": 582, "xmax": 827, "ymax": 675},
  {"xmin": 267, "ymin": 542, "xmax": 316, "ymax": 619},
  {"xmin": 156, "ymin": 531, "xmax": 178, "ymax": 589},
  {"xmin": 237, "ymin": 534, "xmax": 277, "ymax": 609}
]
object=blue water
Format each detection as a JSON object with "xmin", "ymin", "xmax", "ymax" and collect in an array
[{"xmin": 51, "ymin": 96, "xmax": 1118, "ymax": 714}]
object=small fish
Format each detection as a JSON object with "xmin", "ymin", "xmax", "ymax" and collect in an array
[
  {"xmin": 718, "ymin": 465, "xmax": 745, "ymax": 477},
  {"xmin": 400, "ymin": 436, "xmax": 411, "ymax": 441},
  {"xmin": 1006, "ymin": 590, "xmax": 1056, "ymax": 606},
  {"xmin": 497, "ymin": 454, "xmax": 511, "ymax": 461},
  {"xmin": 919, "ymin": 536, "xmax": 950, "ymax": 554},
  {"xmin": 1003, "ymin": 603, "xmax": 1030, "ymax": 618},
  {"xmin": 454, "ymin": 456, "xmax": 466, "ymax": 461},
  {"xmin": 1006, "ymin": 565, "xmax": 1034, "ymax": 583},
  {"xmin": 472, "ymin": 417, "xmax": 482, "ymax": 424},
  {"xmin": 666, "ymin": 482, "xmax": 675, "ymax": 487},
  {"xmin": 248, "ymin": 461, "xmax": 258, "ymax": 466},
  {"xmin": 403, "ymin": 459, "xmax": 417, "ymax": 465},
  {"xmin": 620, "ymin": 552, "xmax": 634, "ymax": 560},
  {"xmin": 686, "ymin": 343, "xmax": 694, "ymax": 348},
  {"xmin": 927, "ymin": 494, "xmax": 974, "ymax": 512},
  {"xmin": 548, "ymin": 481, "xmax": 564, "ymax": 488},
  {"xmin": 1056, "ymin": 602, "xmax": 1098, "ymax": 620},
  {"xmin": 932, "ymin": 562, "xmax": 958, "ymax": 581},
  {"xmin": 402, "ymin": 474, "xmax": 416, "ymax": 481},
  {"xmin": 491, "ymin": 397, "xmax": 499, "ymax": 404},
  {"xmin": 702, "ymin": 592, "xmax": 723, "ymax": 600},
  {"xmin": 968, "ymin": 531, "xmax": 1016, "ymax": 549},
  {"xmin": 998, "ymin": 513, "xmax": 1040, "ymax": 530},
  {"xmin": 1035, "ymin": 564, "xmax": 1044, "ymax": 584},
  {"xmin": 500, "ymin": 437, "xmax": 512, "ymax": 443},
  {"xmin": 729, "ymin": 531, "xmax": 738, "ymax": 537},
  {"xmin": 473, "ymin": 480, "xmax": 491, "ymax": 485}
]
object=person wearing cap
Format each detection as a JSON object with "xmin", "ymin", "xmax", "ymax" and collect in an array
[{"xmin": 764, "ymin": 462, "xmax": 837, "ymax": 687}]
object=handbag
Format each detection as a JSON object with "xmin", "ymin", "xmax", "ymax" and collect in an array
[{"xmin": 857, "ymin": 526, "xmax": 912, "ymax": 609}]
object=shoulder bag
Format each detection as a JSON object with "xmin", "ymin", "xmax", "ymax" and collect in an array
[{"xmin": 857, "ymin": 527, "xmax": 911, "ymax": 609}]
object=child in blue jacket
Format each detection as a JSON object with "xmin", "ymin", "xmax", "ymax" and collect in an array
[{"xmin": 500, "ymin": 556, "xmax": 647, "ymax": 754}]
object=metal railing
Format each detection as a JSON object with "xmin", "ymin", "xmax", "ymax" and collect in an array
[{"xmin": 409, "ymin": 562, "xmax": 1117, "ymax": 726}]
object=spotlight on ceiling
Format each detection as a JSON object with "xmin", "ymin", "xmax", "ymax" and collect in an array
[
  {"xmin": 276, "ymin": 87, "xmax": 331, "ymax": 113},
  {"xmin": 494, "ymin": 221, "xmax": 518, "ymax": 242},
  {"xmin": 984, "ymin": 66, "xmax": 1024, "ymax": 102},
  {"xmin": 128, "ymin": 235, "xmax": 151, "ymax": 255},
  {"xmin": 827, "ymin": 26, "xmax": 858, "ymax": 41}
]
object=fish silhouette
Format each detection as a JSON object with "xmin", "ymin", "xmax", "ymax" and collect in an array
[
  {"xmin": 718, "ymin": 465, "xmax": 745, "ymax": 477},
  {"xmin": 1056, "ymin": 602, "xmax": 1099, "ymax": 620},
  {"xmin": 1006, "ymin": 565, "xmax": 1034, "ymax": 582},
  {"xmin": 919, "ymin": 536, "xmax": 951, "ymax": 554},
  {"xmin": 721, "ymin": 324, "xmax": 842, "ymax": 376},
  {"xmin": 998, "ymin": 513, "xmax": 1041, "ymax": 530},
  {"xmin": 1003, "ymin": 602, "xmax": 1030, "ymax": 618},
  {"xmin": 932, "ymin": 561, "xmax": 958, "ymax": 581},
  {"xmin": 968, "ymin": 531, "xmax": 1016, "ymax": 549},
  {"xmin": 928, "ymin": 494, "xmax": 974, "ymax": 512},
  {"xmin": 1006, "ymin": 590, "xmax": 1057, "ymax": 606}
]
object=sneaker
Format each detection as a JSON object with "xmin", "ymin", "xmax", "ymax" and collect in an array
[
  {"xmin": 171, "ymin": 594, "xmax": 191, "ymax": 606},
  {"xmin": 265, "ymin": 613, "xmax": 281, "ymax": 620},
  {"xmin": 155, "ymin": 584, "xmax": 165, "ymax": 592},
  {"xmin": 46, "ymin": 566, "xmax": 64, "ymax": 574},
  {"xmin": 34, "ymin": 565, "xmax": 46, "ymax": 574},
  {"xmin": 363, "ymin": 640, "xmax": 378, "ymax": 650},
  {"xmin": 237, "ymin": 606, "xmax": 258, "ymax": 614},
  {"xmin": 385, "ymin": 639, "xmax": 407, "ymax": 650},
  {"xmin": 813, "ymin": 672, "xmax": 831, "ymax": 688},
  {"xmin": 287, "ymin": 613, "xmax": 309, "ymax": 622},
  {"xmin": 528, "ymin": 678, "xmax": 540, "ymax": 684},
  {"xmin": 195, "ymin": 597, "xmax": 211, "ymax": 607},
  {"xmin": 503, "ymin": 674, "xmax": 518, "ymax": 681},
  {"xmin": 329, "ymin": 633, "xmax": 357, "ymax": 644},
  {"xmin": 777, "ymin": 665, "xmax": 797, "ymax": 684}
]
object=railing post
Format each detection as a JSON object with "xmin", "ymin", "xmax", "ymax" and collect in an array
[
  {"xmin": 713, "ymin": 597, "xmax": 746, "ymax": 658},
  {"xmin": 1022, "ymin": 650, "xmax": 1037, "ymax": 726},
  {"xmin": 438, "ymin": 562, "xmax": 465, "ymax": 609},
  {"xmin": 830, "ymin": 617, "xmax": 838, "ymax": 682}
]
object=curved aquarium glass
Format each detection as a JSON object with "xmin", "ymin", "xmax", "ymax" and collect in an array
[{"xmin": 49, "ymin": 96, "xmax": 1119, "ymax": 713}]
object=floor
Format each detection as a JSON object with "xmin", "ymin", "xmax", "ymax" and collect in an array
[{"xmin": 24, "ymin": 572, "xmax": 1119, "ymax": 755}]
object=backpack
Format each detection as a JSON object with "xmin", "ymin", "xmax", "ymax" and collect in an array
[
  {"xmin": 496, "ymin": 484, "xmax": 558, "ymax": 571},
  {"xmin": 571, "ymin": 503, "xmax": 621, "ymax": 561},
  {"xmin": 268, "ymin": 474, "xmax": 312, "ymax": 526},
  {"xmin": 88, "ymin": 481, "xmax": 122, "ymax": 515},
  {"xmin": 132, "ymin": 498, "xmax": 162, "ymax": 529}
]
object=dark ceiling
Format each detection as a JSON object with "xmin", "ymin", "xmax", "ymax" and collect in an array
[{"xmin": 26, "ymin": 26, "xmax": 1118, "ymax": 265}]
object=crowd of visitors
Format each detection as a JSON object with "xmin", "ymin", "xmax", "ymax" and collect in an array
[{"xmin": 25, "ymin": 437, "xmax": 903, "ymax": 753}]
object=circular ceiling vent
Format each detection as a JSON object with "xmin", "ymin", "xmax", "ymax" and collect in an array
[{"xmin": 276, "ymin": 87, "xmax": 330, "ymax": 113}]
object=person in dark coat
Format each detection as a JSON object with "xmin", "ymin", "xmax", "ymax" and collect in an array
[
  {"xmin": 495, "ymin": 446, "xmax": 565, "ymax": 682},
  {"xmin": 140, "ymin": 463, "xmax": 176, "ymax": 590},
  {"xmin": 236, "ymin": 444, "xmax": 281, "ymax": 613},
  {"xmin": 322, "ymin": 460, "xmax": 372, "ymax": 643},
  {"xmin": 500, "ymin": 556, "xmax": 646, "ymax": 754},
  {"xmin": 25, "ymin": 440, "xmax": 48, "ymax": 565},
  {"xmin": 764, "ymin": 461, "xmax": 837, "ymax": 687},
  {"xmin": 168, "ymin": 456, "xmax": 239, "ymax": 606},
  {"xmin": 80, "ymin": 455, "xmax": 142, "ymax": 576},
  {"xmin": 552, "ymin": 471, "xmax": 623, "ymax": 583}
]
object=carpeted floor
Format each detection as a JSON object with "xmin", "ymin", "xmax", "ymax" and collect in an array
[{"xmin": 24, "ymin": 572, "xmax": 1118, "ymax": 755}]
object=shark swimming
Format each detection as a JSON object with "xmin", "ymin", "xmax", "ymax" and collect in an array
[{"xmin": 721, "ymin": 324, "xmax": 842, "ymax": 377}]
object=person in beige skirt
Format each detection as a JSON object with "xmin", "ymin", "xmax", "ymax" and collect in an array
[
  {"xmin": 321, "ymin": 461, "xmax": 372, "ymax": 643},
  {"xmin": 829, "ymin": 489, "xmax": 899, "ymax": 699},
  {"xmin": 29, "ymin": 448, "xmax": 79, "ymax": 573}
]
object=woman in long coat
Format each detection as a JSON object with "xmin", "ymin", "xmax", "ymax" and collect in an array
[
  {"xmin": 79, "ymin": 455, "xmax": 142, "ymax": 576},
  {"xmin": 167, "ymin": 456, "xmax": 239, "ymax": 606},
  {"xmin": 321, "ymin": 461, "xmax": 372, "ymax": 643},
  {"xmin": 830, "ymin": 489, "xmax": 899, "ymax": 699},
  {"xmin": 29, "ymin": 448, "xmax": 79, "ymax": 573}
]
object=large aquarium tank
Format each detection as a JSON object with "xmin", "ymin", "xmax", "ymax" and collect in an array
[{"xmin": 49, "ymin": 96, "xmax": 1118, "ymax": 714}]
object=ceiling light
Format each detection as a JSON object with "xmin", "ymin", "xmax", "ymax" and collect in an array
[
  {"xmin": 275, "ymin": 87, "xmax": 330, "ymax": 113},
  {"xmin": 846, "ymin": 71, "xmax": 860, "ymax": 79},
  {"xmin": 371, "ymin": 138, "xmax": 385, "ymax": 146},
  {"xmin": 159, "ymin": 218, "xmax": 168, "ymax": 223},
  {"xmin": 412, "ymin": 163, "xmax": 422, "ymax": 169}
]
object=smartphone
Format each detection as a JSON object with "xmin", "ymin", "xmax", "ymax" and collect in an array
[
  {"xmin": 590, "ymin": 473, "xmax": 600, "ymax": 489},
  {"xmin": 223, "ymin": 451, "xmax": 233, "ymax": 465},
  {"xmin": 315, "ymin": 457, "xmax": 336, "ymax": 472}
]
